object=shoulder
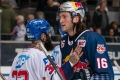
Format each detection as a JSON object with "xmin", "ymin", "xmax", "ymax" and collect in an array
[
  {"xmin": 94, "ymin": 9, "xmax": 101, "ymax": 14},
  {"xmin": 86, "ymin": 32, "xmax": 104, "ymax": 42},
  {"xmin": 27, "ymin": 47, "xmax": 44, "ymax": 57},
  {"xmin": 61, "ymin": 34, "xmax": 68, "ymax": 41},
  {"xmin": 54, "ymin": 45, "xmax": 60, "ymax": 50}
]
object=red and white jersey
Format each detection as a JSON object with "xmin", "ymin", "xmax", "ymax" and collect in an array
[{"xmin": 8, "ymin": 45, "xmax": 63, "ymax": 80}]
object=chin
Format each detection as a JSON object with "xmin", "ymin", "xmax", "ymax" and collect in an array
[{"xmin": 62, "ymin": 28, "xmax": 66, "ymax": 32}]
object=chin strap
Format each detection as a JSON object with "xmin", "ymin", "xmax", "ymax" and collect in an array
[{"xmin": 72, "ymin": 23, "xmax": 76, "ymax": 50}]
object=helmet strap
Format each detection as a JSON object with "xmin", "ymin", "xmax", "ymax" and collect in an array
[
  {"xmin": 71, "ymin": 17, "xmax": 77, "ymax": 51},
  {"xmin": 40, "ymin": 39, "xmax": 45, "ymax": 42}
]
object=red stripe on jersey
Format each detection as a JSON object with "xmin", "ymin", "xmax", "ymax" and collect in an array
[
  {"xmin": 59, "ymin": 68, "xmax": 66, "ymax": 80},
  {"xmin": 27, "ymin": 47, "xmax": 42, "ymax": 51}
]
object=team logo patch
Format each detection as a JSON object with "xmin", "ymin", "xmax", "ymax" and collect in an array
[
  {"xmin": 97, "ymin": 44, "xmax": 106, "ymax": 54},
  {"xmin": 71, "ymin": 2, "xmax": 83, "ymax": 10},
  {"xmin": 61, "ymin": 40, "xmax": 65, "ymax": 48},
  {"xmin": 78, "ymin": 40, "xmax": 86, "ymax": 47},
  {"xmin": 16, "ymin": 55, "xmax": 29, "ymax": 68}
]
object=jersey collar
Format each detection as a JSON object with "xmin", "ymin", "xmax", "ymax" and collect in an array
[{"xmin": 68, "ymin": 30, "xmax": 90, "ymax": 45}]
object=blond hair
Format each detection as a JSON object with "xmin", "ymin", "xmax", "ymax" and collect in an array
[{"xmin": 17, "ymin": 15, "xmax": 24, "ymax": 22}]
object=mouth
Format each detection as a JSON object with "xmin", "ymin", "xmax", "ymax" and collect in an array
[{"xmin": 61, "ymin": 25, "xmax": 65, "ymax": 27}]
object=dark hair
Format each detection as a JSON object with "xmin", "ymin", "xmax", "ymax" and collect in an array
[
  {"xmin": 110, "ymin": 21, "xmax": 117, "ymax": 26},
  {"xmin": 76, "ymin": 14, "xmax": 86, "ymax": 35},
  {"xmin": 99, "ymin": 1, "xmax": 107, "ymax": 6},
  {"xmin": 44, "ymin": 35, "xmax": 54, "ymax": 51}
]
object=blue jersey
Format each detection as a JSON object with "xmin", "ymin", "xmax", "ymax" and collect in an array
[{"xmin": 60, "ymin": 30, "xmax": 114, "ymax": 80}]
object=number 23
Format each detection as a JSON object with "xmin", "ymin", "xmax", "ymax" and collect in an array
[{"xmin": 12, "ymin": 70, "xmax": 28, "ymax": 80}]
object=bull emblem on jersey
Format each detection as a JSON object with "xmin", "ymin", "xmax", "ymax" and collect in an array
[
  {"xmin": 73, "ymin": 59, "xmax": 90, "ymax": 72},
  {"xmin": 16, "ymin": 55, "xmax": 29, "ymax": 68}
]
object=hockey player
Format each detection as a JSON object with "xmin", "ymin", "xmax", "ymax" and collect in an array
[
  {"xmin": 57, "ymin": 1, "xmax": 114, "ymax": 80},
  {"xmin": 8, "ymin": 19, "xmax": 83, "ymax": 80}
]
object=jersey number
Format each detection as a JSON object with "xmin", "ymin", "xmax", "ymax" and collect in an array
[
  {"xmin": 97, "ymin": 58, "xmax": 108, "ymax": 69},
  {"xmin": 12, "ymin": 70, "xmax": 28, "ymax": 80}
]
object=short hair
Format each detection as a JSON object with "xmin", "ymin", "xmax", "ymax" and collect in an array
[
  {"xmin": 17, "ymin": 15, "xmax": 24, "ymax": 22},
  {"xmin": 99, "ymin": 0, "xmax": 107, "ymax": 6},
  {"xmin": 36, "ymin": 12, "xmax": 45, "ymax": 19},
  {"xmin": 27, "ymin": 14, "xmax": 35, "ymax": 22}
]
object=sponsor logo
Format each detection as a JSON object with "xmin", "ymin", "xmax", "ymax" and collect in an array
[
  {"xmin": 71, "ymin": 2, "xmax": 83, "ymax": 10},
  {"xmin": 108, "ymin": 51, "xmax": 120, "ymax": 60},
  {"xmin": 61, "ymin": 40, "xmax": 65, "ymax": 48},
  {"xmin": 40, "ymin": 26, "xmax": 47, "ymax": 29},
  {"xmin": 68, "ymin": 40, "xmax": 73, "ymax": 45},
  {"xmin": 43, "ymin": 56, "xmax": 55, "ymax": 65},
  {"xmin": 78, "ymin": 40, "xmax": 86, "ymax": 47},
  {"xmin": 53, "ymin": 51, "xmax": 59, "ymax": 57},
  {"xmin": 34, "ymin": 20, "xmax": 43, "ymax": 23},
  {"xmin": 97, "ymin": 44, "xmax": 106, "ymax": 54},
  {"xmin": 16, "ymin": 55, "xmax": 29, "ymax": 68}
]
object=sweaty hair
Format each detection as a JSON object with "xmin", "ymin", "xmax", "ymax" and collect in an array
[
  {"xmin": 75, "ymin": 14, "xmax": 86, "ymax": 35},
  {"xmin": 44, "ymin": 35, "xmax": 54, "ymax": 51}
]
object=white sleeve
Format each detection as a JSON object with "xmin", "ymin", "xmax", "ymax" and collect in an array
[{"xmin": 54, "ymin": 45, "xmax": 62, "ymax": 67}]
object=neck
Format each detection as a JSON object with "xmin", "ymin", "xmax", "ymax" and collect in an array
[
  {"xmin": 31, "ymin": 40, "xmax": 44, "ymax": 49},
  {"xmin": 68, "ymin": 27, "xmax": 76, "ymax": 36}
]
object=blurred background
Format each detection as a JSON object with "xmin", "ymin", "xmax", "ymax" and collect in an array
[{"xmin": 0, "ymin": 0, "xmax": 120, "ymax": 79}]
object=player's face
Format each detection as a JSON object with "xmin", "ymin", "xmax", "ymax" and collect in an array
[{"xmin": 59, "ymin": 12, "xmax": 73, "ymax": 33}]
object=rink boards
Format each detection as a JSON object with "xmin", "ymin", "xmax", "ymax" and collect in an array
[{"xmin": 0, "ymin": 41, "xmax": 120, "ymax": 80}]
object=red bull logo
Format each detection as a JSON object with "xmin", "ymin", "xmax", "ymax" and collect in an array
[
  {"xmin": 74, "ymin": 2, "xmax": 83, "ymax": 8},
  {"xmin": 78, "ymin": 40, "xmax": 86, "ymax": 47},
  {"xmin": 73, "ymin": 59, "xmax": 90, "ymax": 72},
  {"xmin": 97, "ymin": 44, "xmax": 106, "ymax": 54},
  {"xmin": 71, "ymin": 2, "xmax": 83, "ymax": 10}
]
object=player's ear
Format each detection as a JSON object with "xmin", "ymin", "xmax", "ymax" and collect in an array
[
  {"xmin": 73, "ymin": 16, "xmax": 79, "ymax": 23},
  {"xmin": 41, "ymin": 32, "xmax": 47, "ymax": 42}
]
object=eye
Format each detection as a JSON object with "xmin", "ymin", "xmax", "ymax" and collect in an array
[{"xmin": 63, "ymin": 15, "xmax": 66, "ymax": 19}]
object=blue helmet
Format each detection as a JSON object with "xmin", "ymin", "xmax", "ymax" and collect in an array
[
  {"xmin": 26, "ymin": 19, "xmax": 50, "ymax": 40},
  {"xmin": 59, "ymin": 24, "xmax": 68, "ymax": 38}
]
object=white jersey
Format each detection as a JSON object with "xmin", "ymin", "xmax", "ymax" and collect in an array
[{"xmin": 8, "ymin": 45, "xmax": 63, "ymax": 80}]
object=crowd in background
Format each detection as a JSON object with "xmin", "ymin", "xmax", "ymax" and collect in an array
[{"xmin": 0, "ymin": 0, "xmax": 120, "ymax": 42}]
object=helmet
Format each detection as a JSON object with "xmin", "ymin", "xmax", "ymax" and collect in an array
[
  {"xmin": 26, "ymin": 19, "xmax": 50, "ymax": 40},
  {"xmin": 59, "ymin": 24, "xmax": 68, "ymax": 38},
  {"xmin": 57, "ymin": 1, "xmax": 85, "ymax": 22}
]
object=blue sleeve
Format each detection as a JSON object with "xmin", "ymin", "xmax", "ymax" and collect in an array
[
  {"xmin": 61, "ymin": 61, "xmax": 74, "ymax": 80},
  {"xmin": 86, "ymin": 33, "xmax": 114, "ymax": 80}
]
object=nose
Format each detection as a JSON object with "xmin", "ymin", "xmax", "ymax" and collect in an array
[{"xmin": 59, "ymin": 17, "xmax": 63, "ymax": 24}]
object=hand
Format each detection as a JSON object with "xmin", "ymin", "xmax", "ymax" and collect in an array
[{"xmin": 69, "ymin": 45, "xmax": 83, "ymax": 66}]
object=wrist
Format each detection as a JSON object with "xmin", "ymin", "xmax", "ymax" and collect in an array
[{"xmin": 69, "ymin": 61, "xmax": 74, "ymax": 67}]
